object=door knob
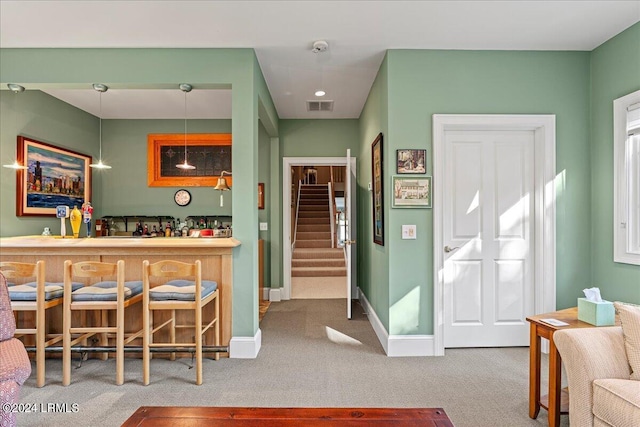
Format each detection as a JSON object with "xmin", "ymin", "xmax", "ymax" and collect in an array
[
  {"xmin": 444, "ymin": 246, "xmax": 460, "ymax": 253},
  {"xmin": 345, "ymin": 240, "xmax": 356, "ymax": 245}
]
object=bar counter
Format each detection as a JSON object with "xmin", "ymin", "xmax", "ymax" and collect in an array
[{"xmin": 0, "ymin": 236, "xmax": 241, "ymax": 357}]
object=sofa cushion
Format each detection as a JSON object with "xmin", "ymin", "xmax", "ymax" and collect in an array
[
  {"xmin": 0, "ymin": 338, "xmax": 31, "ymax": 385},
  {"xmin": 592, "ymin": 378, "xmax": 640, "ymax": 427},
  {"xmin": 614, "ymin": 302, "xmax": 640, "ymax": 380}
]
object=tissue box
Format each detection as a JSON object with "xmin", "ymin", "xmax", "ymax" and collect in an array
[{"xmin": 577, "ymin": 298, "xmax": 615, "ymax": 326}]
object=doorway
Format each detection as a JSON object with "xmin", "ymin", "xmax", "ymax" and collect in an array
[
  {"xmin": 433, "ymin": 115, "xmax": 556, "ymax": 354},
  {"xmin": 282, "ymin": 156, "xmax": 357, "ymax": 316}
]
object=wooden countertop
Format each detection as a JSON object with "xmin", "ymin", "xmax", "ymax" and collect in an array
[{"xmin": 0, "ymin": 235, "xmax": 241, "ymax": 249}]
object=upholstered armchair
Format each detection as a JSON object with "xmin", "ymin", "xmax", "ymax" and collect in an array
[{"xmin": 0, "ymin": 272, "xmax": 32, "ymax": 427}]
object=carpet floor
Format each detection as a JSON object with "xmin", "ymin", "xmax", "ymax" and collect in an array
[{"xmin": 16, "ymin": 299, "xmax": 567, "ymax": 427}]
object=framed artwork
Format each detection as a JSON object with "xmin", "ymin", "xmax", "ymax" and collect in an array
[
  {"xmin": 258, "ymin": 183, "xmax": 265, "ymax": 210},
  {"xmin": 371, "ymin": 133, "xmax": 384, "ymax": 246},
  {"xmin": 16, "ymin": 136, "xmax": 92, "ymax": 216},
  {"xmin": 147, "ymin": 133, "xmax": 232, "ymax": 187},
  {"xmin": 396, "ymin": 149, "xmax": 426, "ymax": 174},
  {"xmin": 392, "ymin": 176, "xmax": 432, "ymax": 208}
]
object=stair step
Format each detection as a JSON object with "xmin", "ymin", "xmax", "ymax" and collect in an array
[
  {"xmin": 293, "ymin": 248, "xmax": 344, "ymax": 259},
  {"xmin": 292, "ymin": 267, "xmax": 347, "ymax": 277},
  {"xmin": 297, "ymin": 224, "xmax": 330, "ymax": 232},
  {"xmin": 300, "ymin": 198, "xmax": 328, "ymax": 204},
  {"xmin": 298, "ymin": 217, "xmax": 330, "ymax": 224},
  {"xmin": 292, "ymin": 259, "xmax": 345, "ymax": 268},
  {"xmin": 295, "ymin": 240, "xmax": 332, "ymax": 248},
  {"xmin": 296, "ymin": 231, "xmax": 331, "ymax": 240},
  {"xmin": 299, "ymin": 205, "xmax": 328, "ymax": 211},
  {"xmin": 298, "ymin": 211, "xmax": 329, "ymax": 218}
]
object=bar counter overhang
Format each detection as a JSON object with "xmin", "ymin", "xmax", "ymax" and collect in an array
[{"xmin": 0, "ymin": 236, "xmax": 241, "ymax": 357}]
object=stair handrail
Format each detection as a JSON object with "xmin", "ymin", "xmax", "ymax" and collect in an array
[
  {"xmin": 292, "ymin": 179, "xmax": 302, "ymax": 251},
  {"xmin": 328, "ymin": 181, "xmax": 336, "ymax": 248}
]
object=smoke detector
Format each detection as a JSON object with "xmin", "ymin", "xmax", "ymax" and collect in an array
[{"xmin": 311, "ymin": 40, "xmax": 329, "ymax": 54}]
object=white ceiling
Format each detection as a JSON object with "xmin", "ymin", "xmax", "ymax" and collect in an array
[{"xmin": 1, "ymin": 1, "xmax": 639, "ymax": 120}]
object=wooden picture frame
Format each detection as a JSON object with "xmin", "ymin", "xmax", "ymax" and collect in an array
[
  {"xmin": 258, "ymin": 183, "xmax": 265, "ymax": 210},
  {"xmin": 396, "ymin": 149, "xmax": 426, "ymax": 174},
  {"xmin": 16, "ymin": 136, "xmax": 92, "ymax": 216},
  {"xmin": 371, "ymin": 133, "xmax": 384, "ymax": 246},
  {"xmin": 392, "ymin": 176, "xmax": 432, "ymax": 208},
  {"xmin": 147, "ymin": 133, "xmax": 232, "ymax": 187}
]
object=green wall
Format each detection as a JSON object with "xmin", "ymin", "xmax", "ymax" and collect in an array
[
  {"xmin": 358, "ymin": 55, "xmax": 390, "ymax": 331},
  {"xmin": 590, "ymin": 23, "xmax": 640, "ymax": 303},
  {"xmin": 0, "ymin": 90, "xmax": 98, "ymax": 237},
  {"xmin": 359, "ymin": 50, "xmax": 592, "ymax": 335},
  {"xmin": 0, "ymin": 47, "xmax": 275, "ymax": 340},
  {"xmin": 258, "ymin": 120, "xmax": 272, "ymax": 288},
  {"xmin": 280, "ymin": 119, "xmax": 359, "ymax": 157}
]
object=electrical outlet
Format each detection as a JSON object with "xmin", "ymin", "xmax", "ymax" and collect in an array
[{"xmin": 259, "ymin": 222, "xmax": 268, "ymax": 231}]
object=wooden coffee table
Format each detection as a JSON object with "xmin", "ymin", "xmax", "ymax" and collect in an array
[
  {"xmin": 122, "ymin": 406, "xmax": 455, "ymax": 426},
  {"xmin": 526, "ymin": 307, "xmax": 618, "ymax": 427}
]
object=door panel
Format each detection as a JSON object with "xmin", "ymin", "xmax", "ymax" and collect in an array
[{"xmin": 444, "ymin": 130, "xmax": 534, "ymax": 347}]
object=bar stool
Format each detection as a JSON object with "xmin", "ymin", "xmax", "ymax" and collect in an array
[
  {"xmin": 0, "ymin": 261, "xmax": 81, "ymax": 387},
  {"xmin": 142, "ymin": 259, "xmax": 219, "ymax": 385},
  {"xmin": 62, "ymin": 260, "xmax": 143, "ymax": 386}
]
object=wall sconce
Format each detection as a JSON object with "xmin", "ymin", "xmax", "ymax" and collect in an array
[{"xmin": 214, "ymin": 170, "xmax": 231, "ymax": 206}]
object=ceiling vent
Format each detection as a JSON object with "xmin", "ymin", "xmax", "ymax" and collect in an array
[{"xmin": 306, "ymin": 100, "xmax": 334, "ymax": 112}]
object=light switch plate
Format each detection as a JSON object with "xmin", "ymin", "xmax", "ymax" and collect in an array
[
  {"xmin": 259, "ymin": 222, "xmax": 268, "ymax": 231},
  {"xmin": 402, "ymin": 225, "xmax": 417, "ymax": 239}
]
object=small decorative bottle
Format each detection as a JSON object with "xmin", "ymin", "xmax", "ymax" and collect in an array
[{"xmin": 69, "ymin": 205, "xmax": 82, "ymax": 238}]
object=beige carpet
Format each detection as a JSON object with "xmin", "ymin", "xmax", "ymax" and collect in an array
[{"xmin": 291, "ymin": 276, "xmax": 347, "ymax": 299}]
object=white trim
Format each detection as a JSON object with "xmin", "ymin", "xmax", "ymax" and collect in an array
[
  {"xmin": 614, "ymin": 90, "xmax": 640, "ymax": 265},
  {"xmin": 283, "ymin": 157, "xmax": 352, "ymax": 301},
  {"xmin": 262, "ymin": 288, "xmax": 271, "ymax": 301},
  {"xmin": 229, "ymin": 329, "xmax": 262, "ymax": 358},
  {"xmin": 432, "ymin": 114, "xmax": 556, "ymax": 356},
  {"xmin": 269, "ymin": 287, "xmax": 282, "ymax": 302},
  {"xmin": 359, "ymin": 288, "xmax": 435, "ymax": 357}
]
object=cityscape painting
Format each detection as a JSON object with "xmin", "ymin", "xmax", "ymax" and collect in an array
[{"xmin": 16, "ymin": 136, "xmax": 91, "ymax": 216}]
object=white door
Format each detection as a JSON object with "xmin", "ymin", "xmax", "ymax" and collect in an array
[
  {"xmin": 443, "ymin": 130, "xmax": 535, "ymax": 347},
  {"xmin": 345, "ymin": 149, "xmax": 357, "ymax": 319}
]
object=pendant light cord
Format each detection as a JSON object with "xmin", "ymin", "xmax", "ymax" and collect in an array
[
  {"xmin": 99, "ymin": 91, "xmax": 103, "ymax": 160},
  {"xmin": 184, "ymin": 89, "xmax": 188, "ymax": 160}
]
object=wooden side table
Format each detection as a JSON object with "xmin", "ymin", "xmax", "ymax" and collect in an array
[{"xmin": 526, "ymin": 307, "xmax": 617, "ymax": 427}]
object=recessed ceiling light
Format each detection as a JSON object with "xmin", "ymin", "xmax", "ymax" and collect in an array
[{"xmin": 315, "ymin": 90, "xmax": 326, "ymax": 97}]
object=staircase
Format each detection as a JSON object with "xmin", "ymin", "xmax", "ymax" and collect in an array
[{"xmin": 292, "ymin": 185, "xmax": 346, "ymax": 277}]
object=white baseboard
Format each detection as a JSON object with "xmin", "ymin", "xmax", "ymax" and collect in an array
[
  {"xmin": 229, "ymin": 329, "xmax": 262, "ymax": 358},
  {"xmin": 269, "ymin": 288, "xmax": 282, "ymax": 302},
  {"xmin": 262, "ymin": 288, "xmax": 270, "ymax": 300},
  {"xmin": 359, "ymin": 288, "xmax": 435, "ymax": 357}
]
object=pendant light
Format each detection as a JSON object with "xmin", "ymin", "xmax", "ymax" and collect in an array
[
  {"xmin": 89, "ymin": 83, "xmax": 111, "ymax": 169},
  {"xmin": 176, "ymin": 83, "xmax": 195, "ymax": 170},
  {"xmin": 3, "ymin": 84, "xmax": 29, "ymax": 170}
]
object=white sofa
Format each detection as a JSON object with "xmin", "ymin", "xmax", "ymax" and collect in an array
[{"xmin": 554, "ymin": 327, "xmax": 640, "ymax": 426}]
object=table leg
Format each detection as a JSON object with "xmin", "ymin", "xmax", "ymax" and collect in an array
[
  {"xmin": 529, "ymin": 322, "xmax": 541, "ymax": 419},
  {"xmin": 548, "ymin": 333, "xmax": 562, "ymax": 427}
]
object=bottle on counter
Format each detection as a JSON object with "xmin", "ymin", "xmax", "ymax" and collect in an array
[
  {"xmin": 151, "ymin": 225, "xmax": 158, "ymax": 237},
  {"xmin": 143, "ymin": 224, "xmax": 149, "ymax": 236},
  {"xmin": 165, "ymin": 222, "xmax": 172, "ymax": 237}
]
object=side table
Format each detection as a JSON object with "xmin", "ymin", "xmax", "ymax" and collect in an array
[{"xmin": 526, "ymin": 307, "xmax": 617, "ymax": 427}]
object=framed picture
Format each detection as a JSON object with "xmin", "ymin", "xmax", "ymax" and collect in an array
[
  {"xmin": 258, "ymin": 183, "xmax": 265, "ymax": 210},
  {"xmin": 392, "ymin": 176, "xmax": 432, "ymax": 208},
  {"xmin": 371, "ymin": 133, "xmax": 384, "ymax": 245},
  {"xmin": 396, "ymin": 149, "xmax": 426, "ymax": 174},
  {"xmin": 147, "ymin": 133, "xmax": 232, "ymax": 187},
  {"xmin": 16, "ymin": 136, "xmax": 92, "ymax": 216}
]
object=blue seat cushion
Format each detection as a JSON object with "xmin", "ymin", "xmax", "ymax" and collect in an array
[
  {"xmin": 8, "ymin": 282, "xmax": 83, "ymax": 301},
  {"xmin": 150, "ymin": 279, "xmax": 218, "ymax": 301},
  {"xmin": 71, "ymin": 280, "xmax": 143, "ymax": 302}
]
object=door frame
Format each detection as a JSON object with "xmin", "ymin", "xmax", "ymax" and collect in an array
[
  {"xmin": 282, "ymin": 156, "xmax": 355, "ymax": 301},
  {"xmin": 432, "ymin": 115, "xmax": 556, "ymax": 356}
]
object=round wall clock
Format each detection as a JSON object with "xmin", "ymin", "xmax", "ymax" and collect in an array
[{"xmin": 174, "ymin": 189, "xmax": 192, "ymax": 206}]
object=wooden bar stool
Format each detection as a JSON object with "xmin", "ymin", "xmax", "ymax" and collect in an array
[
  {"xmin": 0, "ymin": 261, "xmax": 82, "ymax": 387},
  {"xmin": 62, "ymin": 260, "xmax": 143, "ymax": 386},
  {"xmin": 142, "ymin": 259, "xmax": 219, "ymax": 385}
]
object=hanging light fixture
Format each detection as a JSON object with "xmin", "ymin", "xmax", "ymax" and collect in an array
[
  {"xmin": 89, "ymin": 83, "xmax": 111, "ymax": 169},
  {"xmin": 176, "ymin": 83, "xmax": 195, "ymax": 170},
  {"xmin": 3, "ymin": 83, "xmax": 29, "ymax": 170}
]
